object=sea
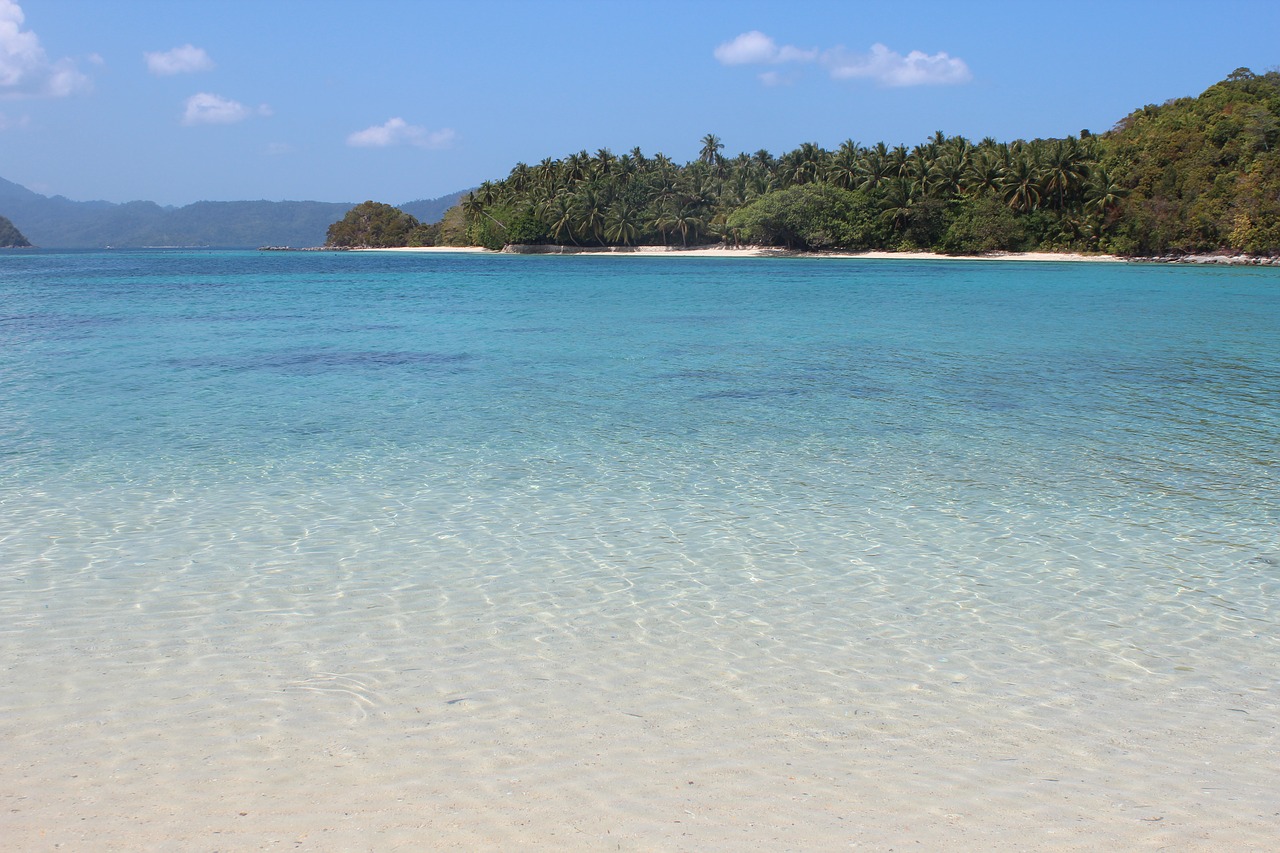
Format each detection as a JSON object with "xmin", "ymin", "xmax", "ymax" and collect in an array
[{"xmin": 1, "ymin": 249, "xmax": 1277, "ymax": 850}]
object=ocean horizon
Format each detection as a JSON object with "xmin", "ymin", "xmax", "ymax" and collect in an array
[{"xmin": 2, "ymin": 249, "xmax": 1277, "ymax": 849}]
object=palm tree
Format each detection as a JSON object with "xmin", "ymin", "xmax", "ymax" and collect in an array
[
  {"xmin": 699, "ymin": 134, "xmax": 725, "ymax": 167},
  {"xmin": 857, "ymin": 143, "xmax": 891, "ymax": 192},
  {"xmin": 888, "ymin": 144, "xmax": 910, "ymax": 178},
  {"xmin": 564, "ymin": 151, "xmax": 589, "ymax": 184},
  {"xmin": 828, "ymin": 139, "xmax": 861, "ymax": 190},
  {"xmin": 879, "ymin": 177, "xmax": 916, "ymax": 232},
  {"xmin": 542, "ymin": 194, "xmax": 579, "ymax": 246},
  {"xmin": 1042, "ymin": 138, "xmax": 1088, "ymax": 210},
  {"xmin": 593, "ymin": 148, "xmax": 615, "ymax": 177},
  {"xmin": 670, "ymin": 202, "xmax": 706, "ymax": 247},
  {"xmin": 651, "ymin": 205, "xmax": 677, "ymax": 246},
  {"xmin": 605, "ymin": 200, "xmax": 641, "ymax": 246},
  {"xmin": 1084, "ymin": 166, "xmax": 1128, "ymax": 228},
  {"xmin": 1001, "ymin": 154, "xmax": 1042, "ymax": 213},
  {"xmin": 574, "ymin": 185, "xmax": 607, "ymax": 244},
  {"xmin": 906, "ymin": 146, "xmax": 939, "ymax": 198},
  {"xmin": 933, "ymin": 151, "xmax": 968, "ymax": 199},
  {"xmin": 462, "ymin": 191, "xmax": 506, "ymax": 231},
  {"xmin": 796, "ymin": 142, "xmax": 829, "ymax": 185},
  {"xmin": 963, "ymin": 151, "xmax": 1004, "ymax": 197}
]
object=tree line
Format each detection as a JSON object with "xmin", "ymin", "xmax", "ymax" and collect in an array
[{"xmin": 327, "ymin": 68, "xmax": 1280, "ymax": 256}]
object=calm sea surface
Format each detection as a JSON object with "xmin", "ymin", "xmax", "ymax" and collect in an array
[{"xmin": 1, "ymin": 250, "xmax": 1277, "ymax": 848}]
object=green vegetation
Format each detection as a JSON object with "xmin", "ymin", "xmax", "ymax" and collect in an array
[
  {"xmin": 324, "ymin": 201, "xmax": 435, "ymax": 248},
  {"xmin": 0, "ymin": 214, "xmax": 32, "ymax": 247},
  {"xmin": 1105, "ymin": 68, "xmax": 1280, "ymax": 254},
  {"xmin": 446, "ymin": 128, "xmax": 1133, "ymax": 254},
  {"xmin": 355, "ymin": 68, "xmax": 1279, "ymax": 257}
]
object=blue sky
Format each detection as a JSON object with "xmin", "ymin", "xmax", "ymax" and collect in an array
[{"xmin": 3, "ymin": 0, "xmax": 1279, "ymax": 207}]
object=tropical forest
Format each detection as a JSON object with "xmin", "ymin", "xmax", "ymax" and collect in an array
[{"xmin": 326, "ymin": 68, "xmax": 1280, "ymax": 256}]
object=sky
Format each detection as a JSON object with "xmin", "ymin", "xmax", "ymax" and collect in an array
[{"xmin": 2, "ymin": 0, "xmax": 1279, "ymax": 207}]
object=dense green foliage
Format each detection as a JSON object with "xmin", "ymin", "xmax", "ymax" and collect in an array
[
  {"xmin": 0, "ymin": 214, "xmax": 32, "ymax": 247},
  {"xmin": 427, "ymin": 69, "xmax": 1280, "ymax": 256},
  {"xmin": 1104, "ymin": 67, "xmax": 1280, "ymax": 254},
  {"xmin": 324, "ymin": 201, "xmax": 434, "ymax": 248}
]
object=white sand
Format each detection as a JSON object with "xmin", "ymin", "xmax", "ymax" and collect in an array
[{"xmin": 359, "ymin": 245, "xmax": 1124, "ymax": 262}]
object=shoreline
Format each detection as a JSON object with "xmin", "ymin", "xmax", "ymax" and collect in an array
[
  {"xmin": 350, "ymin": 244, "xmax": 1280, "ymax": 265},
  {"xmin": 358, "ymin": 245, "xmax": 1125, "ymax": 262}
]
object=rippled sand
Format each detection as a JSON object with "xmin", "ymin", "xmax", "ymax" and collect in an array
[{"xmin": 2, "ymin": 251, "xmax": 1276, "ymax": 850}]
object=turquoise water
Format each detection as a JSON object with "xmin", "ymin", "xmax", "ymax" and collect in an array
[{"xmin": 2, "ymin": 250, "xmax": 1278, "ymax": 848}]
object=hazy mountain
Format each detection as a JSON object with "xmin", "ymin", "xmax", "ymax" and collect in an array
[
  {"xmin": 398, "ymin": 189, "xmax": 471, "ymax": 224},
  {"xmin": 0, "ymin": 177, "xmax": 467, "ymax": 248}
]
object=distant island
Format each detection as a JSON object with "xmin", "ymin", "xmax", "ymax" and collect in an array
[
  {"xmin": 0, "ymin": 177, "xmax": 468, "ymax": 249},
  {"xmin": 327, "ymin": 68, "xmax": 1280, "ymax": 259},
  {"xmin": 0, "ymin": 215, "xmax": 32, "ymax": 248}
]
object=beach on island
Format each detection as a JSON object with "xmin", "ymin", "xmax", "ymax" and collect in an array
[{"xmin": 358, "ymin": 244, "xmax": 1126, "ymax": 262}]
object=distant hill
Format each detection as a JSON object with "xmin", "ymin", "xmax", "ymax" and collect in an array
[
  {"xmin": 399, "ymin": 189, "xmax": 471, "ymax": 224},
  {"xmin": 0, "ymin": 213, "xmax": 32, "ymax": 247},
  {"xmin": 0, "ymin": 177, "xmax": 468, "ymax": 249}
]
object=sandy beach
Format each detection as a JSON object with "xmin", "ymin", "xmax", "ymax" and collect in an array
[{"xmin": 359, "ymin": 245, "xmax": 1125, "ymax": 262}]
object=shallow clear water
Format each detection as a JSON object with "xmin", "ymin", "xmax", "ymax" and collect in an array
[{"xmin": 2, "ymin": 250, "xmax": 1278, "ymax": 849}]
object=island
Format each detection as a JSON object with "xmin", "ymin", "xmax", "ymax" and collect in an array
[{"xmin": 328, "ymin": 68, "xmax": 1280, "ymax": 261}]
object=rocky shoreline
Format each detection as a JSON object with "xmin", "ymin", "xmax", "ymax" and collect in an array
[{"xmin": 1130, "ymin": 253, "xmax": 1280, "ymax": 266}]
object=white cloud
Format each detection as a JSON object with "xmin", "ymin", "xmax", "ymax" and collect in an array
[
  {"xmin": 714, "ymin": 31, "xmax": 817, "ymax": 65},
  {"xmin": 715, "ymin": 30, "xmax": 971, "ymax": 87},
  {"xmin": 145, "ymin": 44, "xmax": 214, "ymax": 76},
  {"xmin": 182, "ymin": 92, "xmax": 270, "ymax": 126},
  {"xmin": 823, "ymin": 44, "xmax": 971, "ymax": 87},
  {"xmin": 347, "ymin": 117, "xmax": 456, "ymax": 149},
  {"xmin": 0, "ymin": 0, "xmax": 89, "ymax": 98}
]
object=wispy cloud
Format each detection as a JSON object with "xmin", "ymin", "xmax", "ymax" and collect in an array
[
  {"xmin": 0, "ymin": 108, "xmax": 30, "ymax": 129},
  {"xmin": 182, "ymin": 92, "xmax": 270, "ymax": 126},
  {"xmin": 823, "ymin": 44, "xmax": 971, "ymax": 87},
  {"xmin": 145, "ymin": 44, "xmax": 214, "ymax": 76},
  {"xmin": 347, "ymin": 117, "xmax": 456, "ymax": 149},
  {"xmin": 713, "ymin": 31, "xmax": 818, "ymax": 66},
  {"xmin": 715, "ymin": 30, "xmax": 971, "ymax": 88},
  {"xmin": 0, "ymin": 0, "xmax": 90, "ymax": 99}
]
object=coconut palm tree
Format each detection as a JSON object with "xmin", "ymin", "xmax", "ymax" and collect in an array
[
  {"xmin": 670, "ymin": 202, "xmax": 706, "ymax": 247},
  {"xmin": 542, "ymin": 194, "xmax": 579, "ymax": 246},
  {"xmin": 593, "ymin": 148, "xmax": 616, "ymax": 178},
  {"xmin": 857, "ymin": 143, "xmax": 892, "ymax": 193},
  {"xmin": 933, "ymin": 151, "xmax": 968, "ymax": 199},
  {"xmin": 1084, "ymin": 166, "xmax": 1128, "ymax": 226},
  {"xmin": 1042, "ymin": 138, "xmax": 1089, "ymax": 211},
  {"xmin": 879, "ymin": 177, "xmax": 916, "ymax": 232},
  {"xmin": 699, "ymin": 134, "xmax": 725, "ymax": 167},
  {"xmin": 605, "ymin": 200, "xmax": 641, "ymax": 246},
  {"xmin": 888, "ymin": 144, "xmax": 910, "ymax": 178},
  {"xmin": 1001, "ymin": 154, "xmax": 1042, "ymax": 213},
  {"xmin": 907, "ymin": 146, "xmax": 939, "ymax": 198},
  {"xmin": 574, "ymin": 185, "xmax": 607, "ymax": 244},
  {"xmin": 828, "ymin": 139, "xmax": 862, "ymax": 190}
]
